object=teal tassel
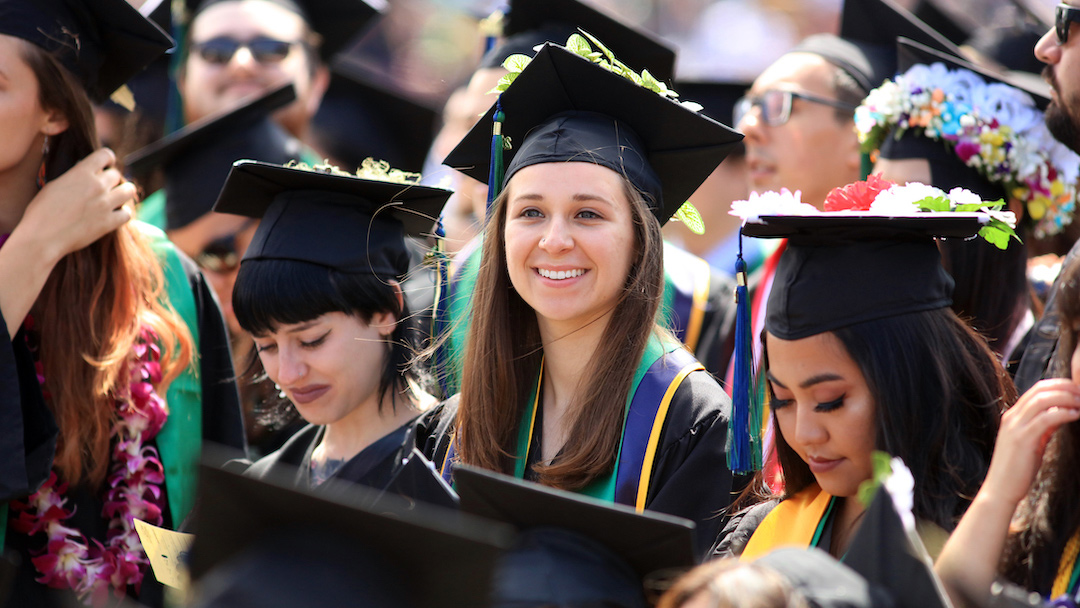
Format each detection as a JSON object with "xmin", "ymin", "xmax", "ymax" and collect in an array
[
  {"xmin": 486, "ymin": 99, "xmax": 505, "ymax": 220},
  {"xmin": 728, "ymin": 229, "xmax": 762, "ymax": 474}
]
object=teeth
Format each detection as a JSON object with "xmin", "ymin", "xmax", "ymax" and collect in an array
[{"xmin": 538, "ymin": 268, "xmax": 584, "ymax": 280}]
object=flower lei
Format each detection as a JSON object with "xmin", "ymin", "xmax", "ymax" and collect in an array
[
  {"xmin": 854, "ymin": 61, "xmax": 1080, "ymax": 238},
  {"xmin": 730, "ymin": 176, "xmax": 1020, "ymax": 249},
  {"xmin": 9, "ymin": 325, "xmax": 168, "ymax": 605}
]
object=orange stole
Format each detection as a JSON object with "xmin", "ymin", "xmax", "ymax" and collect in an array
[{"xmin": 740, "ymin": 484, "xmax": 833, "ymax": 561}]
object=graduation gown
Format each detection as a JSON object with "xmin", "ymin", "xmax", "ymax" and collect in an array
[
  {"xmin": 1, "ymin": 226, "xmax": 245, "ymax": 607},
  {"xmin": 429, "ymin": 340, "xmax": 734, "ymax": 558},
  {"xmin": 244, "ymin": 421, "xmax": 416, "ymax": 490}
]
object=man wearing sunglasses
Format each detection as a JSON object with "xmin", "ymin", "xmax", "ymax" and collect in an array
[
  {"xmin": 1035, "ymin": 2, "xmax": 1080, "ymax": 153},
  {"xmin": 180, "ymin": 0, "xmax": 378, "ymax": 144}
]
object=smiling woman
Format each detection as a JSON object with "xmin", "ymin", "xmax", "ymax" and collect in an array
[{"xmin": 433, "ymin": 38, "xmax": 744, "ymax": 560}]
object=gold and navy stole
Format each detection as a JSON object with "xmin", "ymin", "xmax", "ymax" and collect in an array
[
  {"xmin": 740, "ymin": 484, "xmax": 835, "ymax": 561},
  {"xmin": 437, "ymin": 237, "xmax": 713, "ymax": 397},
  {"xmin": 441, "ymin": 336, "xmax": 703, "ymax": 511}
]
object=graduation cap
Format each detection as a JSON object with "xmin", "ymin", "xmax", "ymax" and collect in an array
[
  {"xmin": 790, "ymin": 0, "xmax": 963, "ymax": 93},
  {"xmin": 756, "ymin": 548, "xmax": 895, "ymax": 608},
  {"xmin": 125, "ymin": 83, "xmax": 302, "ymax": 230},
  {"xmin": 309, "ymin": 54, "xmax": 438, "ymax": 173},
  {"xmin": 966, "ymin": 21, "xmax": 1047, "ymax": 76},
  {"xmin": 444, "ymin": 43, "xmax": 743, "ymax": 225},
  {"xmin": 673, "ymin": 80, "xmax": 751, "ymax": 156},
  {"xmin": 454, "ymin": 465, "xmax": 696, "ymax": 582},
  {"xmin": 188, "ymin": 463, "xmax": 515, "ymax": 608},
  {"xmin": 186, "ymin": 0, "xmax": 382, "ymax": 61},
  {"xmin": 0, "ymin": 0, "xmax": 174, "ymax": 103},
  {"xmin": 213, "ymin": 160, "xmax": 450, "ymax": 277},
  {"xmin": 912, "ymin": 0, "xmax": 971, "ymax": 47},
  {"xmin": 742, "ymin": 212, "xmax": 987, "ymax": 341},
  {"xmin": 479, "ymin": 0, "xmax": 677, "ymax": 84},
  {"xmin": 377, "ymin": 448, "xmax": 460, "ymax": 511},
  {"xmin": 842, "ymin": 479, "xmax": 951, "ymax": 608}
]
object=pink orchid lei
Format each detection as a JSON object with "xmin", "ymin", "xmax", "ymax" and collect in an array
[{"xmin": 9, "ymin": 326, "xmax": 169, "ymax": 605}]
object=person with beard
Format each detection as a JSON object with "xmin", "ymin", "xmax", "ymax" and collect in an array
[{"xmin": 1011, "ymin": 3, "xmax": 1080, "ymax": 394}]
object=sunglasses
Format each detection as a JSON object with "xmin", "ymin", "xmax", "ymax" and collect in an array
[
  {"xmin": 733, "ymin": 89, "xmax": 858, "ymax": 127},
  {"xmin": 190, "ymin": 36, "xmax": 302, "ymax": 65},
  {"xmin": 1057, "ymin": 4, "xmax": 1080, "ymax": 44}
]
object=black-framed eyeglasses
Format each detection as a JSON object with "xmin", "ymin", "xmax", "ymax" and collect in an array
[
  {"xmin": 733, "ymin": 89, "xmax": 858, "ymax": 127},
  {"xmin": 190, "ymin": 36, "xmax": 303, "ymax": 65},
  {"xmin": 1057, "ymin": 4, "xmax": 1080, "ymax": 44}
]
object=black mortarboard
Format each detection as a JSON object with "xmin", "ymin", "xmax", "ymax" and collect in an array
[
  {"xmin": 310, "ymin": 54, "xmax": 438, "ymax": 173},
  {"xmin": 213, "ymin": 160, "xmax": 450, "ymax": 277},
  {"xmin": 377, "ymin": 448, "xmax": 461, "ymax": 511},
  {"xmin": 912, "ymin": 0, "xmax": 971, "ymax": 47},
  {"xmin": 0, "ymin": 0, "xmax": 174, "ymax": 103},
  {"xmin": 480, "ymin": 0, "xmax": 677, "ymax": 83},
  {"xmin": 757, "ymin": 548, "xmax": 894, "ymax": 608},
  {"xmin": 187, "ymin": 0, "xmax": 382, "ymax": 61},
  {"xmin": 966, "ymin": 21, "xmax": 1047, "ymax": 76},
  {"xmin": 125, "ymin": 83, "xmax": 302, "ymax": 230},
  {"xmin": 444, "ymin": 43, "xmax": 743, "ymax": 225},
  {"xmin": 791, "ymin": 0, "xmax": 963, "ymax": 93},
  {"xmin": 744, "ymin": 214, "xmax": 986, "ymax": 340},
  {"xmin": 454, "ymin": 465, "xmax": 696, "ymax": 579},
  {"xmin": 843, "ymin": 485, "xmax": 950, "ymax": 608},
  {"xmin": 188, "ymin": 464, "xmax": 515, "ymax": 608},
  {"xmin": 674, "ymin": 80, "xmax": 750, "ymax": 156}
]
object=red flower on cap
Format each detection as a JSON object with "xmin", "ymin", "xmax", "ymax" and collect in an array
[{"xmin": 824, "ymin": 174, "xmax": 897, "ymax": 211}]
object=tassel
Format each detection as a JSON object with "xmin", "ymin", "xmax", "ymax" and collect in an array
[
  {"xmin": 728, "ymin": 228, "xmax": 762, "ymax": 474},
  {"xmin": 486, "ymin": 98, "xmax": 505, "ymax": 220},
  {"xmin": 430, "ymin": 219, "xmax": 452, "ymax": 398}
]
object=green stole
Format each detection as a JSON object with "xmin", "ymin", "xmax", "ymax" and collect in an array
[{"xmin": 512, "ymin": 335, "xmax": 681, "ymax": 502}]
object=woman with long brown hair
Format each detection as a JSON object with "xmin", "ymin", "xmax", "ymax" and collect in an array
[
  {"xmin": 0, "ymin": 0, "xmax": 244, "ymax": 605},
  {"xmin": 435, "ymin": 37, "xmax": 743, "ymax": 555}
]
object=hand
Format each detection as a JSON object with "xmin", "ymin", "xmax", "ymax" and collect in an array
[
  {"xmin": 982, "ymin": 379, "xmax": 1080, "ymax": 507},
  {"xmin": 17, "ymin": 148, "xmax": 135, "ymax": 263}
]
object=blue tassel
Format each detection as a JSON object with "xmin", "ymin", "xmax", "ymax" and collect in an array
[
  {"xmin": 431, "ymin": 220, "xmax": 451, "ymax": 398},
  {"xmin": 486, "ymin": 99, "xmax": 505, "ymax": 220},
  {"xmin": 728, "ymin": 229, "xmax": 762, "ymax": 474}
]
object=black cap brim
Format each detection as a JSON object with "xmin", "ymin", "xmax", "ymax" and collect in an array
[
  {"xmin": 742, "ymin": 213, "xmax": 988, "ymax": 242},
  {"xmin": 444, "ymin": 43, "xmax": 743, "ymax": 225},
  {"xmin": 188, "ymin": 463, "xmax": 515, "ymax": 608},
  {"xmin": 453, "ymin": 464, "xmax": 696, "ymax": 579},
  {"xmin": 213, "ymin": 160, "xmax": 450, "ymax": 239}
]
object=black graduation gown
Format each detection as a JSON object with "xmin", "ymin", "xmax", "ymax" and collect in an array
[
  {"xmin": 1, "ymin": 250, "xmax": 245, "ymax": 608},
  {"xmin": 244, "ymin": 421, "xmax": 415, "ymax": 490},
  {"xmin": 423, "ymin": 371, "xmax": 735, "ymax": 560}
]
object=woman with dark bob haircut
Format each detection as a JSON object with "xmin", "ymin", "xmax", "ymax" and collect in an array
[
  {"xmin": 433, "ymin": 36, "xmax": 743, "ymax": 555},
  {"xmin": 219, "ymin": 160, "xmax": 450, "ymax": 490},
  {"xmin": 714, "ymin": 179, "xmax": 1015, "ymax": 562},
  {"xmin": 936, "ymin": 253, "xmax": 1080, "ymax": 605}
]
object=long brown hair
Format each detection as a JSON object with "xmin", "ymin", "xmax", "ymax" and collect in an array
[
  {"xmin": 768, "ymin": 309, "xmax": 1011, "ymax": 532},
  {"xmin": 455, "ymin": 174, "xmax": 665, "ymax": 490},
  {"xmin": 1000, "ymin": 256, "xmax": 1080, "ymax": 594},
  {"xmin": 21, "ymin": 41, "xmax": 193, "ymax": 489}
]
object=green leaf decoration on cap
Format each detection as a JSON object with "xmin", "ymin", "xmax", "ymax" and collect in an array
[
  {"xmin": 285, "ymin": 158, "xmax": 422, "ymax": 185},
  {"xmin": 490, "ymin": 31, "xmax": 705, "ymax": 112},
  {"xmin": 856, "ymin": 451, "xmax": 894, "ymax": 507},
  {"xmin": 673, "ymin": 201, "xmax": 705, "ymax": 235}
]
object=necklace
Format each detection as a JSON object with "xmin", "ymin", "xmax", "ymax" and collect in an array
[{"xmin": 9, "ymin": 325, "xmax": 168, "ymax": 606}]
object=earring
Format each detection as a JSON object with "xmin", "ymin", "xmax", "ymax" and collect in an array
[{"xmin": 36, "ymin": 135, "xmax": 49, "ymax": 189}]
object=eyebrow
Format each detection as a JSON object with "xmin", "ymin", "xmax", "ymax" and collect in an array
[
  {"xmin": 284, "ymin": 320, "xmax": 320, "ymax": 334},
  {"xmin": 510, "ymin": 192, "xmax": 616, "ymax": 205},
  {"xmin": 766, "ymin": 371, "xmax": 844, "ymax": 390}
]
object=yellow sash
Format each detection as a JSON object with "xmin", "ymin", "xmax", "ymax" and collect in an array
[{"xmin": 741, "ymin": 484, "xmax": 833, "ymax": 561}]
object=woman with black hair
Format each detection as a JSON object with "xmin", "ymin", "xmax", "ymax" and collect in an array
[
  {"xmin": 713, "ymin": 179, "xmax": 1015, "ymax": 561},
  {"xmin": 216, "ymin": 160, "xmax": 450, "ymax": 489}
]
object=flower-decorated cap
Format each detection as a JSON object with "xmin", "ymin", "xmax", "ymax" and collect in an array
[
  {"xmin": 478, "ymin": 0, "xmax": 677, "ymax": 84},
  {"xmin": 125, "ymin": 83, "xmax": 302, "ymax": 230},
  {"xmin": 212, "ymin": 159, "xmax": 451, "ymax": 278},
  {"xmin": 730, "ymin": 177, "xmax": 1017, "ymax": 340},
  {"xmin": 0, "ymin": 0, "xmax": 174, "ymax": 104},
  {"xmin": 310, "ymin": 51, "xmax": 438, "ymax": 174},
  {"xmin": 443, "ymin": 41, "xmax": 743, "ymax": 226},
  {"xmin": 790, "ymin": 0, "xmax": 962, "ymax": 93},
  {"xmin": 186, "ymin": 0, "xmax": 383, "ymax": 61},
  {"xmin": 857, "ymin": 37, "xmax": 1080, "ymax": 237}
]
